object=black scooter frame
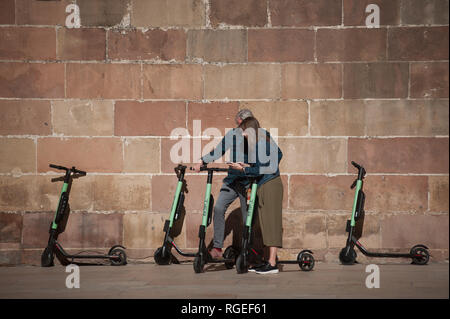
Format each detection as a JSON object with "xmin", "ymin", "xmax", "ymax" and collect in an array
[
  {"xmin": 154, "ymin": 165, "xmax": 197, "ymax": 265},
  {"xmin": 41, "ymin": 164, "xmax": 127, "ymax": 267},
  {"xmin": 192, "ymin": 166, "xmax": 239, "ymax": 273},
  {"xmin": 339, "ymin": 161, "xmax": 430, "ymax": 265},
  {"xmin": 235, "ymin": 178, "xmax": 315, "ymax": 273}
]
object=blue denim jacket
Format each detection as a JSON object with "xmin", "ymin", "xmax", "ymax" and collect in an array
[
  {"xmin": 242, "ymin": 133, "xmax": 283, "ymax": 186},
  {"xmin": 227, "ymin": 130, "xmax": 283, "ymax": 186},
  {"xmin": 201, "ymin": 128, "xmax": 250, "ymax": 187}
]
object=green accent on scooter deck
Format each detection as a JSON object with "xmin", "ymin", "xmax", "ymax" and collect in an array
[
  {"xmin": 202, "ymin": 183, "xmax": 212, "ymax": 226},
  {"xmin": 350, "ymin": 180, "xmax": 362, "ymax": 227},
  {"xmin": 169, "ymin": 180, "xmax": 183, "ymax": 227},
  {"xmin": 51, "ymin": 182, "xmax": 68, "ymax": 230}
]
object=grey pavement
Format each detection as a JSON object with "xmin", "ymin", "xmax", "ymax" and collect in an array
[{"xmin": 0, "ymin": 262, "xmax": 448, "ymax": 299}]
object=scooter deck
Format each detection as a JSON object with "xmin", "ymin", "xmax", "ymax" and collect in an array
[
  {"xmin": 170, "ymin": 239, "xmax": 196, "ymax": 258},
  {"xmin": 55, "ymin": 242, "xmax": 121, "ymax": 261},
  {"xmin": 207, "ymin": 258, "xmax": 235, "ymax": 263},
  {"xmin": 354, "ymin": 238, "xmax": 416, "ymax": 259}
]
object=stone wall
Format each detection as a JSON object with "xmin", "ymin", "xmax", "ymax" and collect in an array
[{"xmin": 0, "ymin": 0, "xmax": 448, "ymax": 265}]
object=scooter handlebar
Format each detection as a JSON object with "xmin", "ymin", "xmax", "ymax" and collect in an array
[
  {"xmin": 49, "ymin": 164, "xmax": 67, "ymax": 171},
  {"xmin": 350, "ymin": 161, "xmax": 366, "ymax": 187},
  {"xmin": 189, "ymin": 165, "xmax": 229, "ymax": 172},
  {"xmin": 174, "ymin": 164, "xmax": 187, "ymax": 172},
  {"xmin": 351, "ymin": 161, "xmax": 361, "ymax": 169},
  {"xmin": 49, "ymin": 164, "xmax": 86, "ymax": 176},
  {"xmin": 73, "ymin": 168, "xmax": 87, "ymax": 176}
]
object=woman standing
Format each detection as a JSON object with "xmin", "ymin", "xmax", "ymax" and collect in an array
[{"xmin": 228, "ymin": 117, "xmax": 283, "ymax": 274}]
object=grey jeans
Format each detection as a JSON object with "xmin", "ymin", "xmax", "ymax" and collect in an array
[{"xmin": 213, "ymin": 182, "xmax": 248, "ymax": 248}]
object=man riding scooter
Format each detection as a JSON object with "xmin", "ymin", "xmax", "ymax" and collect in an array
[{"xmin": 192, "ymin": 109, "xmax": 254, "ymax": 259}]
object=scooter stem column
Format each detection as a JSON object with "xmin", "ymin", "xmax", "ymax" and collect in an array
[
  {"xmin": 350, "ymin": 180, "xmax": 362, "ymax": 227},
  {"xmin": 245, "ymin": 182, "xmax": 258, "ymax": 228},
  {"xmin": 51, "ymin": 181, "xmax": 69, "ymax": 230},
  {"xmin": 202, "ymin": 171, "xmax": 213, "ymax": 226},
  {"xmin": 169, "ymin": 181, "xmax": 183, "ymax": 228}
]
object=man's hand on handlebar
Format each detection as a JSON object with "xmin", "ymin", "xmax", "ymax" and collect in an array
[
  {"xmin": 227, "ymin": 162, "xmax": 249, "ymax": 171},
  {"xmin": 193, "ymin": 162, "xmax": 204, "ymax": 173}
]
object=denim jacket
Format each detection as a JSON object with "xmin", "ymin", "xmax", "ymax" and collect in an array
[
  {"xmin": 230, "ymin": 130, "xmax": 283, "ymax": 186},
  {"xmin": 201, "ymin": 128, "xmax": 250, "ymax": 186}
]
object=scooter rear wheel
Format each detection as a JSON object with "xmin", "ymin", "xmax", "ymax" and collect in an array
[
  {"xmin": 298, "ymin": 252, "xmax": 315, "ymax": 271},
  {"xmin": 411, "ymin": 247, "xmax": 430, "ymax": 265},
  {"xmin": 339, "ymin": 247, "xmax": 357, "ymax": 265},
  {"xmin": 110, "ymin": 247, "xmax": 127, "ymax": 266}
]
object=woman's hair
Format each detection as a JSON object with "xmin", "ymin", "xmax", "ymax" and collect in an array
[
  {"xmin": 238, "ymin": 117, "xmax": 270, "ymax": 143},
  {"xmin": 239, "ymin": 116, "xmax": 260, "ymax": 133}
]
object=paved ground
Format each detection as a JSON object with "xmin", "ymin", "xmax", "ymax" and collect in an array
[{"xmin": 0, "ymin": 261, "xmax": 448, "ymax": 299}]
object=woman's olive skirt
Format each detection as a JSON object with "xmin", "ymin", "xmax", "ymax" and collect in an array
[{"xmin": 257, "ymin": 176, "xmax": 283, "ymax": 248}]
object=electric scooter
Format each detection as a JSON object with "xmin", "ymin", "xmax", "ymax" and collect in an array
[
  {"xmin": 339, "ymin": 161, "xmax": 430, "ymax": 265},
  {"xmin": 191, "ymin": 165, "xmax": 239, "ymax": 273},
  {"xmin": 154, "ymin": 164, "xmax": 197, "ymax": 264},
  {"xmin": 41, "ymin": 164, "xmax": 127, "ymax": 267},
  {"xmin": 235, "ymin": 178, "xmax": 315, "ymax": 273}
]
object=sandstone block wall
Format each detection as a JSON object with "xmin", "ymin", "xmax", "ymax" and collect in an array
[{"xmin": 0, "ymin": 0, "xmax": 448, "ymax": 265}]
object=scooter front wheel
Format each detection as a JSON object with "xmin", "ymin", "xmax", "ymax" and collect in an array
[
  {"xmin": 339, "ymin": 247, "xmax": 357, "ymax": 265},
  {"xmin": 193, "ymin": 254, "xmax": 205, "ymax": 273},
  {"xmin": 41, "ymin": 246, "xmax": 55, "ymax": 267},
  {"xmin": 298, "ymin": 252, "xmax": 315, "ymax": 271},
  {"xmin": 154, "ymin": 246, "xmax": 171, "ymax": 265},
  {"xmin": 236, "ymin": 254, "xmax": 248, "ymax": 274}
]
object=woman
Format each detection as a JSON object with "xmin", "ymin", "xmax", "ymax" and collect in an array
[{"xmin": 228, "ymin": 117, "xmax": 283, "ymax": 274}]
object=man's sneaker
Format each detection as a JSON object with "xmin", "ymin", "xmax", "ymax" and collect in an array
[
  {"xmin": 255, "ymin": 262, "xmax": 279, "ymax": 274},
  {"xmin": 208, "ymin": 248, "xmax": 222, "ymax": 259}
]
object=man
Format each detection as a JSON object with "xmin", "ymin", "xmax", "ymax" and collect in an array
[{"xmin": 193, "ymin": 109, "xmax": 254, "ymax": 258}]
